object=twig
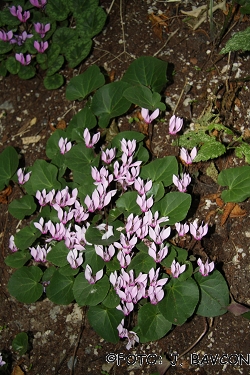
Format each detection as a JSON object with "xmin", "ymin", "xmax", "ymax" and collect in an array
[
  {"xmin": 178, "ymin": 317, "xmax": 208, "ymax": 360},
  {"xmin": 70, "ymin": 308, "xmax": 86, "ymax": 375},
  {"xmin": 173, "ymin": 78, "xmax": 188, "ymax": 114},
  {"xmin": 153, "ymin": 28, "xmax": 179, "ymax": 57}
]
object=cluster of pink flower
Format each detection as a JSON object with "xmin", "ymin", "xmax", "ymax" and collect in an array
[
  {"xmin": 11, "ymin": 126, "xmax": 214, "ymax": 350},
  {"xmin": 0, "ymin": 0, "xmax": 50, "ymax": 66}
]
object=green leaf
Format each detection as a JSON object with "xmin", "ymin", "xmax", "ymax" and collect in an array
[
  {"xmin": 14, "ymin": 226, "xmax": 40, "ymax": 250},
  {"xmin": 153, "ymin": 192, "xmax": 191, "ymax": 225},
  {"xmin": 43, "ymin": 73, "xmax": 64, "ymax": 89},
  {"xmin": 122, "ymin": 56, "xmax": 168, "ymax": 93},
  {"xmin": 47, "ymin": 43, "xmax": 61, "ymax": 65},
  {"xmin": 0, "ymin": 146, "xmax": 19, "ymax": 190},
  {"xmin": 12, "ymin": 332, "xmax": 29, "ymax": 355},
  {"xmin": 65, "ymin": 143, "xmax": 96, "ymax": 172},
  {"xmin": 158, "ymin": 277, "xmax": 199, "ymax": 325},
  {"xmin": 46, "ymin": 270, "xmax": 74, "ymax": 304},
  {"xmin": 235, "ymin": 142, "xmax": 250, "ymax": 164},
  {"xmin": 147, "ymin": 181, "xmax": 165, "ymax": 202},
  {"xmin": 67, "ymin": 107, "xmax": 97, "ymax": 140},
  {"xmin": 218, "ymin": 166, "xmax": 250, "ymax": 202},
  {"xmin": 24, "ymin": 159, "xmax": 61, "ymax": 195},
  {"xmin": 5, "ymin": 251, "xmax": 31, "ymax": 269},
  {"xmin": 91, "ymin": 81, "xmax": 131, "ymax": 128},
  {"xmin": 127, "ymin": 252, "xmax": 156, "ymax": 275},
  {"xmin": 116, "ymin": 191, "xmax": 142, "ymax": 216},
  {"xmin": 87, "ymin": 305, "xmax": 123, "ymax": 343},
  {"xmin": 66, "ymin": 65, "xmax": 105, "ymax": 101},
  {"xmin": 123, "ymin": 85, "xmax": 165, "ymax": 111},
  {"xmin": 73, "ymin": 273, "xmax": 109, "ymax": 306},
  {"xmin": 68, "ymin": 0, "xmax": 99, "ymax": 14},
  {"xmin": 52, "ymin": 27, "xmax": 76, "ymax": 52},
  {"xmin": 6, "ymin": 56, "xmax": 20, "ymax": 74},
  {"xmin": 85, "ymin": 221, "xmax": 122, "ymax": 246},
  {"xmin": 46, "ymin": 55, "xmax": 64, "ymax": 76},
  {"xmin": 194, "ymin": 270, "xmax": 229, "ymax": 317},
  {"xmin": 18, "ymin": 65, "xmax": 36, "ymax": 80},
  {"xmin": 137, "ymin": 303, "xmax": 172, "ymax": 342},
  {"xmin": 76, "ymin": 6, "xmax": 107, "ymax": 39},
  {"xmin": 46, "ymin": 0, "xmax": 69, "ymax": 21},
  {"xmin": 7, "ymin": 266, "xmax": 43, "ymax": 303},
  {"xmin": 220, "ymin": 27, "xmax": 250, "ymax": 54},
  {"xmin": 140, "ymin": 156, "xmax": 178, "ymax": 186},
  {"xmin": 0, "ymin": 60, "xmax": 7, "ymax": 77},
  {"xmin": 195, "ymin": 140, "xmax": 226, "ymax": 162},
  {"xmin": 102, "ymin": 287, "xmax": 120, "ymax": 308},
  {"xmin": 8, "ymin": 195, "xmax": 36, "ymax": 220},
  {"xmin": 0, "ymin": 40, "xmax": 14, "ymax": 55},
  {"xmin": 46, "ymin": 241, "xmax": 69, "ymax": 267},
  {"xmin": 66, "ymin": 39, "xmax": 92, "ymax": 68}
]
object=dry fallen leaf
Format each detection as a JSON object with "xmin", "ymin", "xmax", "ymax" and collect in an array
[
  {"xmin": 11, "ymin": 365, "xmax": 24, "ymax": 375},
  {"xmin": 0, "ymin": 185, "xmax": 12, "ymax": 204},
  {"xmin": 22, "ymin": 135, "xmax": 41, "ymax": 145},
  {"xmin": 148, "ymin": 13, "xmax": 169, "ymax": 40},
  {"xmin": 230, "ymin": 204, "xmax": 246, "ymax": 218},
  {"xmin": 56, "ymin": 119, "xmax": 67, "ymax": 130},
  {"xmin": 221, "ymin": 202, "xmax": 236, "ymax": 225}
]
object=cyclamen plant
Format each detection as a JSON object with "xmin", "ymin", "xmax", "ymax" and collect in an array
[
  {"xmin": 0, "ymin": 0, "xmax": 106, "ymax": 89},
  {"xmin": 3, "ymin": 56, "xmax": 230, "ymax": 348}
]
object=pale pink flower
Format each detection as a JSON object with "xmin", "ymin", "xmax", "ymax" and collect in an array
[
  {"xmin": 141, "ymin": 108, "xmax": 160, "ymax": 124},
  {"xmin": 171, "ymin": 260, "xmax": 186, "ymax": 278},
  {"xmin": 180, "ymin": 147, "xmax": 197, "ymax": 164},
  {"xmin": 85, "ymin": 264, "xmax": 103, "ymax": 284},
  {"xmin": 175, "ymin": 222, "xmax": 189, "ymax": 236},
  {"xmin": 169, "ymin": 115, "xmax": 183, "ymax": 135},
  {"xmin": 67, "ymin": 249, "xmax": 83, "ymax": 269},
  {"xmin": 197, "ymin": 258, "xmax": 214, "ymax": 276},
  {"xmin": 173, "ymin": 173, "xmax": 191, "ymax": 192},
  {"xmin": 189, "ymin": 221, "xmax": 208, "ymax": 240},
  {"xmin": 17, "ymin": 168, "xmax": 31, "ymax": 184},
  {"xmin": 83, "ymin": 128, "xmax": 100, "ymax": 148}
]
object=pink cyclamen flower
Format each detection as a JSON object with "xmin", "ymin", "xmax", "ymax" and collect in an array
[
  {"xmin": 10, "ymin": 31, "xmax": 33, "ymax": 46},
  {"xmin": 101, "ymin": 147, "xmax": 116, "ymax": 164},
  {"xmin": 34, "ymin": 40, "xmax": 48, "ymax": 53},
  {"xmin": 173, "ymin": 173, "xmax": 191, "ymax": 193},
  {"xmin": 9, "ymin": 6, "xmax": 30, "ymax": 22},
  {"xmin": 169, "ymin": 115, "xmax": 183, "ymax": 135},
  {"xmin": 121, "ymin": 138, "xmax": 137, "ymax": 157},
  {"xmin": 136, "ymin": 194, "xmax": 154, "ymax": 212},
  {"xmin": 0, "ymin": 30, "xmax": 13, "ymax": 41},
  {"xmin": 189, "ymin": 221, "xmax": 208, "ymax": 240},
  {"xmin": 29, "ymin": 244, "xmax": 51, "ymax": 262},
  {"xmin": 58, "ymin": 137, "xmax": 72, "ymax": 154},
  {"xmin": 141, "ymin": 108, "xmax": 160, "ymax": 124},
  {"xmin": 171, "ymin": 259, "xmax": 186, "ymax": 278},
  {"xmin": 33, "ymin": 217, "xmax": 48, "ymax": 234},
  {"xmin": 134, "ymin": 177, "xmax": 152, "ymax": 195},
  {"xmin": 175, "ymin": 222, "xmax": 189, "ymax": 236},
  {"xmin": 83, "ymin": 128, "xmax": 100, "ymax": 148},
  {"xmin": 197, "ymin": 258, "xmax": 214, "ymax": 276},
  {"xmin": 180, "ymin": 147, "xmax": 197, "ymax": 164},
  {"xmin": 34, "ymin": 22, "xmax": 50, "ymax": 38},
  {"xmin": 67, "ymin": 249, "xmax": 83, "ymax": 269},
  {"xmin": 9, "ymin": 235, "xmax": 18, "ymax": 252},
  {"xmin": 85, "ymin": 264, "xmax": 103, "ymax": 284},
  {"xmin": 15, "ymin": 53, "xmax": 31, "ymax": 66},
  {"xmin": 30, "ymin": 0, "xmax": 47, "ymax": 8},
  {"xmin": 149, "ymin": 224, "xmax": 171, "ymax": 245},
  {"xmin": 0, "ymin": 353, "xmax": 6, "ymax": 367},
  {"xmin": 95, "ymin": 244, "xmax": 115, "ymax": 262},
  {"xmin": 148, "ymin": 243, "xmax": 168, "ymax": 263},
  {"xmin": 17, "ymin": 168, "xmax": 31, "ymax": 184}
]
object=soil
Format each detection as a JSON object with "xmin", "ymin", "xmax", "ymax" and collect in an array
[{"xmin": 1, "ymin": 1, "xmax": 250, "ymax": 375}]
